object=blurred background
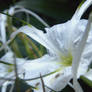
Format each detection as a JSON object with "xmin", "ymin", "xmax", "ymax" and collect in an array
[
  {"xmin": 0, "ymin": 0, "xmax": 92, "ymax": 26},
  {"xmin": 0, "ymin": 0, "xmax": 92, "ymax": 92}
]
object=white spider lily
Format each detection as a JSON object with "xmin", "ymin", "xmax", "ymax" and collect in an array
[
  {"xmin": 9, "ymin": 0, "xmax": 92, "ymax": 92},
  {"xmin": 1, "ymin": 0, "xmax": 92, "ymax": 92}
]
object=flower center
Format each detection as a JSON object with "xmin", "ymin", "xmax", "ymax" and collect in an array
[{"xmin": 59, "ymin": 52, "xmax": 72, "ymax": 67}]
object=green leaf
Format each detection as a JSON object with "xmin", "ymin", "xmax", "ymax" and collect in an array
[{"xmin": 80, "ymin": 76, "xmax": 92, "ymax": 88}]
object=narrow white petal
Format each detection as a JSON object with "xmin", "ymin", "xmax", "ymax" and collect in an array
[
  {"xmin": 72, "ymin": 19, "xmax": 92, "ymax": 78},
  {"xmin": 14, "ymin": 7, "xmax": 49, "ymax": 27},
  {"xmin": 72, "ymin": 0, "xmax": 92, "ymax": 21},
  {"xmin": 0, "ymin": 14, "xmax": 7, "ymax": 44},
  {"xmin": 72, "ymin": 13, "xmax": 92, "ymax": 92}
]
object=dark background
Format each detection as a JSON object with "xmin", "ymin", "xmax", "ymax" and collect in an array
[{"xmin": 0, "ymin": 0, "xmax": 92, "ymax": 25}]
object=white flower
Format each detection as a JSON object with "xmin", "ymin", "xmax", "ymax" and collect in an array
[
  {"xmin": 9, "ymin": 0, "xmax": 92, "ymax": 92},
  {"xmin": 1, "ymin": 0, "xmax": 92, "ymax": 92}
]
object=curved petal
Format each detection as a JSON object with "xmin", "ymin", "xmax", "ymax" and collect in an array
[
  {"xmin": 17, "ymin": 54, "xmax": 61, "ymax": 92},
  {"xmin": 21, "ymin": 54, "xmax": 60, "ymax": 79},
  {"xmin": 11, "ymin": 26, "xmax": 59, "ymax": 54},
  {"xmin": 0, "ymin": 13, "xmax": 7, "ymax": 44},
  {"xmin": 72, "ymin": 0, "xmax": 92, "ymax": 21},
  {"xmin": 72, "ymin": 13, "xmax": 92, "ymax": 92}
]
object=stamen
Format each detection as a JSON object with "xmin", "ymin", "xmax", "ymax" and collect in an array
[{"xmin": 58, "ymin": 52, "xmax": 72, "ymax": 67}]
